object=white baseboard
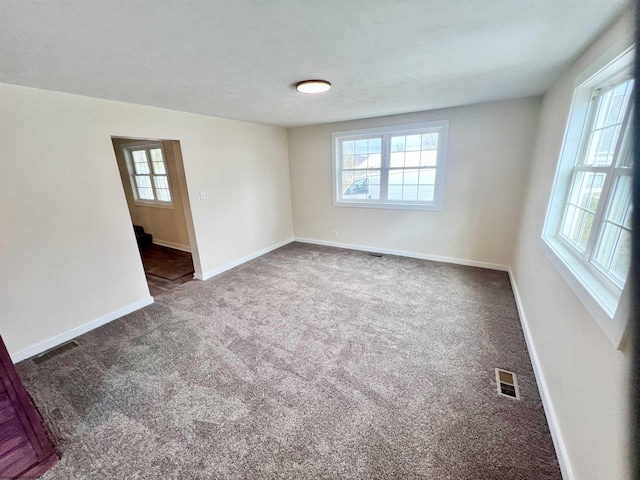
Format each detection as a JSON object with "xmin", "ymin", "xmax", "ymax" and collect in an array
[
  {"xmin": 11, "ymin": 296, "xmax": 154, "ymax": 364},
  {"xmin": 195, "ymin": 237, "xmax": 295, "ymax": 281},
  {"xmin": 294, "ymin": 237, "xmax": 509, "ymax": 272},
  {"xmin": 152, "ymin": 239, "xmax": 191, "ymax": 252},
  {"xmin": 508, "ymin": 269, "xmax": 573, "ymax": 480}
]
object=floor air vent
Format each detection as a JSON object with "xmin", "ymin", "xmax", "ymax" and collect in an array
[
  {"xmin": 495, "ymin": 368, "xmax": 520, "ymax": 400},
  {"xmin": 368, "ymin": 252, "xmax": 383, "ymax": 257},
  {"xmin": 32, "ymin": 340, "xmax": 80, "ymax": 365}
]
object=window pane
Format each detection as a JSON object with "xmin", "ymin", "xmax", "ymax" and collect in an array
[
  {"xmin": 153, "ymin": 175, "xmax": 169, "ymax": 190},
  {"xmin": 149, "ymin": 148, "xmax": 166, "ymax": 174},
  {"xmin": 417, "ymin": 185, "xmax": 435, "ymax": 202},
  {"xmin": 388, "ymin": 168, "xmax": 433, "ymax": 203},
  {"xmin": 594, "ymin": 79, "xmax": 634, "ymax": 129},
  {"xmin": 561, "ymin": 207, "xmax": 593, "ymax": 252},
  {"xmin": 341, "ymin": 170, "xmax": 380, "ymax": 200},
  {"xmin": 391, "ymin": 136, "xmax": 406, "ymax": 152},
  {"xmin": 593, "ymin": 223, "xmax": 630, "ymax": 285},
  {"xmin": 592, "ymin": 173, "xmax": 633, "ymax": 285},
  {"xmin": 134, "ymin": 175, "xmax": 153, "ymax": 200},
  {"xmin": 156, "ymin": 188, "xmax": 172, "ymax": 202},
  {"xmin": 561, "ymin": 204, "xmax": 578, "ymax": 238},
  {"xmin": 132, "ymin": 150, "xmax": 150, "ymax": 174},
  {"xmin": 584, "ymin": 126, "xmax": 620, "ymax": 166},
  {"xmin": 405, "ymin": 134, "xmax": 421, "ymax": 151},
  {"xmin": 153, "ymin": 175, "xmax": 172, "ymax": 202},
  {"xmin": 368, "ymin": 138, "xmax": 381, "ymax": 154},
  {"xmin": 594, "ymin": 223, "xmax": 619, "ymax": 269},
  {"xmin": 355, "ymin": 139, "xmax": 368, "ymax": 154},
  {"xmin": 576, "ymin": 211, "xmax": 594, "ymax": 251},
  {"xmin": 606, "ymin": 175, "xmax": 632, "ymax": 226},
  {"xmin": 583, "ymin": 78, "xmax": 634, "ymax": 166},
  {"xmin": 342, "ymin": 138, "xmax": 381, "ymax": 169},
  {"xmin": 566, "ymin": 171, "xmax": 605, "ymax": 213},
  {"xmin": 135, "ymin": 175, "xmax": 151, "ymax": 188},
  {"xmin": 421, "ymin": 133, "xmax": 438, "ymax": 150},
  {"xmin": 138, "ymin": 188, "xmax": 154, "ymax": 200},
  {"xmin": 611, "ymin": 229, "xmax": 631, "ymax": 281},
  {"xmin": 343, "ymin": 140, "xmax": 354, "ymax": 155},
  {"xmin": 418, "ymin": 168, "xmax": 436, "ymax": 185},
  {"xmin": 390, "ymin": 151, "xmax": 405, "ymax": 168},
  {"xmin": 405, "ymin": 151, "xmax": 421, "ymax": 167},
  {"xmin": 402, "ymin": 185, "xmax": 418, "ymax": 201},
  {"xmin": 347, "ymin": 153, "xmax": 380, "ymax": 169},
  {"xmin": 392, "ymin": 133, "xmax": 439, "ymax": 169},
  {"xmin": 135, "ymin": 175, "xmax": 154, "ymax": 200},
  {"xmin": 388, "ymin": 185, "xmax": 402, "ymax": 200},
  {"xmin": 420, "ymin": 150, "xmax": 437, "ymax": 167},
  {"xmin": 388, "ymin": 169, "xmax": 404, "ymax": 186}
]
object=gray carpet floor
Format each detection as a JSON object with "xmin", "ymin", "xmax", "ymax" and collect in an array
[{"xmin": 17, "ymin": 242, "xmax": 561, "ymax": 479}]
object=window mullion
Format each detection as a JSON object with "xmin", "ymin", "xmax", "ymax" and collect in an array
[
  {"xmin": 145, "ymin": 148, "xmax": 158, "ymax": 201},
  {"xmin": 380, "ymin": 134, "xmax": 390, "ymax": 201}
]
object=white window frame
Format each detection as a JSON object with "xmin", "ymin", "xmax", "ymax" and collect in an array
[
  {"xmin": 541, "ymin": 46, "xmax": 634, "ymax": 348},
  {"xmin": 331, "ymin": 120, "xmax": 449, "ymax": 211},
  {"xmin": 123, "ymin": 142, "xmax": 174, "ymax": 209}
]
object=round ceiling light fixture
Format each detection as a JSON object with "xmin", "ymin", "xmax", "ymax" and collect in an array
[{"xmin": 296, "ymin": 79, "xmax": 331, "ymax": 94}]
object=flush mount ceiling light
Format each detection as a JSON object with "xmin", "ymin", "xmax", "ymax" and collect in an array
[{"xmin": 296, "ymin": 80, "xmax": 331, "ymax": 94}]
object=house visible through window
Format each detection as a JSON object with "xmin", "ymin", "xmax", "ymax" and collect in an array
[
  {"xmin": 557, "ymin": 74, "xmax": 633, "ymax": 289},
  {"xmin": 124, "ymin": 143, "xmax": 172, "ymax": 205},
  {"xmin": 332, "ymin": 120, "xmax": 449, "ymax": 211},
  {"xmin": 542, "ymin": 46, "xmax": 633, "ymax": 347}
]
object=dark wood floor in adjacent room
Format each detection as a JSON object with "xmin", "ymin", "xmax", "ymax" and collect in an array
[{"xmin": 139, "ymin": 244, "xmax": 194, "ymax": 296}]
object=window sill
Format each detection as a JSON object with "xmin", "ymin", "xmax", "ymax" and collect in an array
[
  {"xmin": 133, "ymin": 201, "xmax": 175, "ymax": 210},
  {"xmin": 539, "ymin": 235, "xmax": 629, "ymax": 348},
  {"xmin": 333, "ymin": 200, "xmax": 442, "ymax": 212}
]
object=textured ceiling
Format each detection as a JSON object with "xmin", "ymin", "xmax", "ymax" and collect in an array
[{"xmin": 0, "ymin": 0, "xmax": 630, "ymax": 127}]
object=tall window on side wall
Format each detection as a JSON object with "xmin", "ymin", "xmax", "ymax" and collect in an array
[
  {"xmin": 542, "ymin": 47, "xmax": 634, "ymax": 347},
  {"xmin": 332, "ymin": 120, "xmax": 449, "ymax": 211},
  {"xmin": 124, "ymin": 143, "xmax": 173, "ymax": 206}
]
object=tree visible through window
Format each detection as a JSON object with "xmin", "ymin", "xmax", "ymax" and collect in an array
[
  {"xmin": 332, "ymin": 120, "xmax": 449, "ymax": 211},
  {"xmin": 125, "ymin": 144, "xmax": 172, "ymax": 205}
]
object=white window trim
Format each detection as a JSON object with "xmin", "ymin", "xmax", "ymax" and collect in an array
[
  {"xmin": 331, "ymin": 120, "xmax": 449, "ymax": 211},
  {"xmin": 123, "ymin": 141, "xmax": 174, "ymax": 209},
  {"xmin": 541, "ymin": 46, "xmax": 634, "ymax": 348}
]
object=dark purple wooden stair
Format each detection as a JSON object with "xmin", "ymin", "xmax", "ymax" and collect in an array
[{"xmin": 0, "ymin": 337, "xmax": 57, "ymax": 478}]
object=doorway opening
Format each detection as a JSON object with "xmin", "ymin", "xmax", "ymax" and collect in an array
[{"xmin": 111, "ymin": 137, "xmax": 200, "ymax": 296}]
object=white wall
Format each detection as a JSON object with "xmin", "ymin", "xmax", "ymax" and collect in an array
[
  {"xmin": 0, "ymin": 83, "xmax": 293, "ymax": 358},
  {"xmin": 511, "ymin": 11, "xmax": 633, "ymax": 480},
  {"xmin": 288, "ymin": 98, "xmax": 541, "ymax": 267}
]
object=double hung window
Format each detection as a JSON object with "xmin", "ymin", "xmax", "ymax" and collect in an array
[
  {"xmin": 542, "ymin": 47, "xmax": 634, "ymax": 346},
  {"xmin": 332, "ymin": 120, "xmax": 449, "ymax": 210},
  {"xmin": 124, "ymin": 143, "xmax": 172, "ymax": 205},
  {"xmin": 558, "ymin": 75, "xmax": 634, "ymax": 289}
]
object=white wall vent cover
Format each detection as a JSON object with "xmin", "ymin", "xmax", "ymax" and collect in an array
[{"xmin": 495, "ymin": 368, "xmax": 520, "ymax": 400}]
